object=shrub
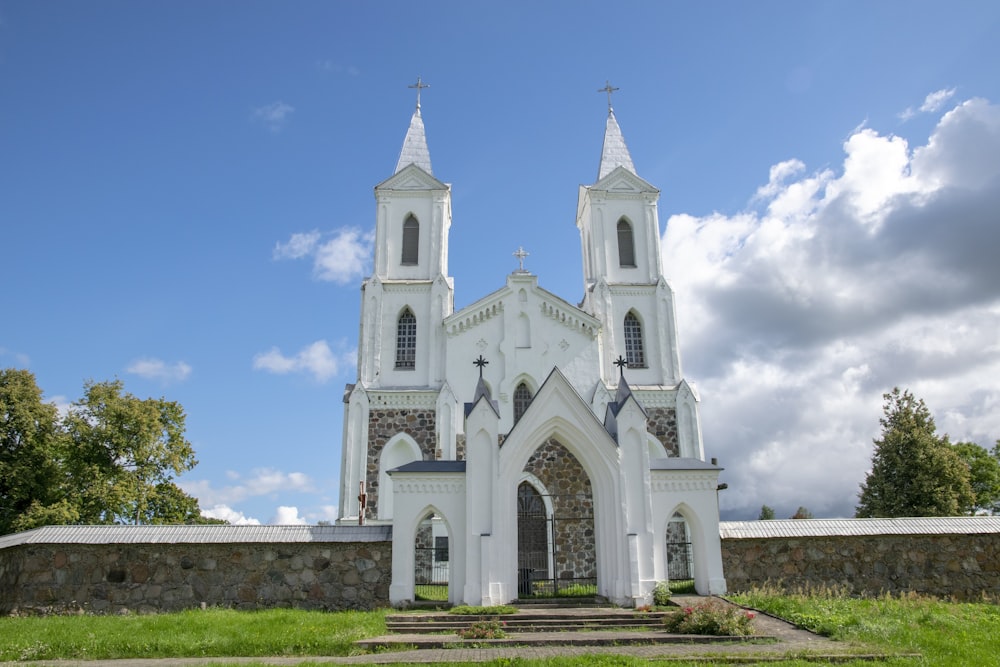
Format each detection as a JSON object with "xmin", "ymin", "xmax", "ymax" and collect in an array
[
  {"xmin": 663, "ymin": 598, "xmax": 756, "ymax": 636},
  {"xmin": 456, "ymin": 620, "xmax": 507, "ymax": 639},
  {"xmin": 652, "ymin": 580, "xmax": 672, "ymax": 606}
]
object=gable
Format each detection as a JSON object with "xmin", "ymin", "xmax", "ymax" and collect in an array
[
  {"xmin": 591, "ymin": 166, "xmax": 658, "ymax": 195},
  {"xmin": 375, "ymin": 163, "xmax": 449, "ymax": 191}
]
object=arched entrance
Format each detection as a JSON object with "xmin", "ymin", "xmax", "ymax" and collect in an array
[
  {"xmin": 516, "ymin": 438, "xmax": 596, "ymax": 597},
  {"xmin": 414, "ymin": 510, "xmax": 450, "ymax": 601},
  {"xmin": 665, "ymin": 511, "xmax": 693, "ymax": 586}
]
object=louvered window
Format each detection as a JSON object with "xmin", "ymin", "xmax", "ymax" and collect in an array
[
  {"xmin": 401, "ymin": 215, "xmax": 419, "ymax": 265},
  {"xmin": 395, "ymin": 309, "xmax": 416, "ymax": 369}
]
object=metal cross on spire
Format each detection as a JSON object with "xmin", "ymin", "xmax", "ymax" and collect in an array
[
  {"xmin": 613, "ymin": 355, "xmax": 628, "ymax": 378},
  {"xmin": 409, "ymin": 76, "xmax": 430, "ymax": 109},
  {"xmin": 473, "ymin": 355, "xmax": 489, "ymax": 378},
  {"xmin": 513, "ymin": 246, "xmax": 529, "ymax": 273},
  {"xmin": 599, "ymin": 80, "xmax": 619, "ymax": 113}
]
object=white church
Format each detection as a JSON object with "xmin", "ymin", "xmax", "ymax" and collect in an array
[{"xmin": 337, "ymin": 83, "xmax": 727, "ymax": 607}]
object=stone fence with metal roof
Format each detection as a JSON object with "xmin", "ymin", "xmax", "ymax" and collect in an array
[{"xmin": 1, "ymin": 518, "xmax": 998, "ymax": 614}]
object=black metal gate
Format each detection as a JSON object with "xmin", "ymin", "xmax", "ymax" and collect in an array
[
  {"xmin": 666, "ymin": 540, "xmax": 693, "ymax": 580},
  {"xmin": 516, "ymin": 483, "xmax": 597, "ymax": 598}
]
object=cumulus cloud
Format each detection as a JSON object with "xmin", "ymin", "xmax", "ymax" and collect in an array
[
  {"xmin": 899, "ymin": 87, "xmax": 957, "ymax": 121},
  {"xmin": 252, "ymin": 339, "xmax": 353, "ymax": 383},
  {"xmin": 271, "ymin": 506, "xmax": 307, "ymax": 525},
  {"xmin": 179, "ymin": 468, "xmax": 315, "ymax": 508},
  {"xmin": 252, "ymin": 101, "xmax": 294, "ymax": 131},
  {"xmin": 273, "ymin": 227, "xmax": 373, "ymax": 285},
  {"xmin": 663, "ymin": 95, "xmax": 1000, "ymax": 519},
  {"xmin": 125, "ymin": 357, "xmax": 192, "ymax": 383},
  {"xmin": 201, "ymin": 504, "xmax": 261, "ymax": 525}
]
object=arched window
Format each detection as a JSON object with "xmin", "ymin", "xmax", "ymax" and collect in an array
[
  {"xmin": 513, "ymin": 382, "xmax": 532, "ymax": 424},
  {"xmin": 617, "ymin": 218, "xmax": 636, "ymax": 268},
  {"xmin": 624, "ymin": 311, "xmax": 646, "ymax": 368},
  {"xmin": 401, "ymin": 215, "xmax": 419, "ymax": 265},
  {"xmin": 395, "ymin": 308, "xmax": 416, "ymax": 369}
]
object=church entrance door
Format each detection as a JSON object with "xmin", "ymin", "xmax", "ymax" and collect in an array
[{"xmin": 413, "ymin": 511, "xmax": 449, "ymax": 602}]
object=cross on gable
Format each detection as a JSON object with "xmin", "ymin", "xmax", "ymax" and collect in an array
[
  {"xmin": 409, "ymin": 76, "xmax": 430, "ymax": 108},
  {"xmin": 598, "ymin": 80, "xmax": 620, "ymax": 112}
]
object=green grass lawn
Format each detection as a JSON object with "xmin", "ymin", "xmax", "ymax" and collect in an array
[{"xmin": 1, "ymin": 588, "xmax": 998, "ymax": 666}]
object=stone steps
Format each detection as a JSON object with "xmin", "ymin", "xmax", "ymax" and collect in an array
[
  {"xmin": 356, "ymin": 629, "xmax": 772, "ymax": 651},
  {"xmin": 386, "ymin": 613, "xmax": 666, "ymax": 633}
]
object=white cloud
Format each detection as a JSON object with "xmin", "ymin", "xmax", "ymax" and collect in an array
[
  {"xmin": 663, "ymin": 95, "xmax": 1000, "ymax": 519},
  {"xmin": 919, "ymin": 87, "xmax": 957, "ymax": 113},
  {"xmin": 252, "ymin": 101, "xmax": 294, "ymax": 131},
  {"xmin": 252, "ymin": 339, "xmax": 353, "ymax": 383},
  {"xmin": 48, "ymin": 395, "xmax": 72, "ymax": 418},
  {"xmin": 125, "ymin": 357, "xmax": 192, "ymax": 383},
  {"xmin": 179, "ymin": 467, "xmax": 315, "ymax": 507},
  {"xmin": 273, "ymin": 227, "xmax": 373, "ymax": 285},
  {"xmin": 202, "ymin": 504, "xmax": 261, "ymax": 525},
  {"xmin": 271, "ymin": 506, "xmax": 307, "ymax": 525}
]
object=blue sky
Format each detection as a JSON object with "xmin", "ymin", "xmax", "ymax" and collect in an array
[{"xmin": 3, "ymin": 1, "xmax": 999, "ymax": 523}]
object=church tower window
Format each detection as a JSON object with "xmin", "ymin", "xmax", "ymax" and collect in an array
[
  {"xmin": 624, "ymin": 311, "xmax": 646, "ymax": 368},
  {"xmin": 617, "ymin": 218, "xmax": 636, "ymax": 268},
  {"xmin": 513, "ymin": 382, "xmax": 533, "ymax": 424},
  {"xmin": 395, "ymin": 308, "xmax": 417, "ymax": 369},
  {"xmin": 401, "ymin": 214, "xmax": 419, "ymax": 265}
]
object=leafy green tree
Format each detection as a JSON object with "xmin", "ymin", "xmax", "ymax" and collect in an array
[
  {"xmin": 0, "ymin": 369, "xmax": 72, "ymax": 534},
  {"xmin": 856, "ymin": 388, "xmax": 974, "ymax": 518},
  {"xmin": 791, "ymin": 506, "xmax": 814, "ymax": 519},
  {"xmin": 64, "ymin": 380, "xmax": 198, "ymax": 525},
  {"xmin": 758, "ymin": 505, "xmax": 775, "ymax": 520},
  {"xmin": 952, "ymin": 440, "xmax": 1000, "ymax": 514}
]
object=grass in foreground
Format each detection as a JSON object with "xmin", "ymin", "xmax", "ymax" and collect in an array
[{"xmin": 0, "ymin": 607, "xmax": 387, "ymax": 661}]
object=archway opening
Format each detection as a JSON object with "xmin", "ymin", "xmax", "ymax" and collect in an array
[
  {"xmin": 414, "ymin": 510, "xmax": 450, "ymax": 602},
  {"xmin": 665, "ymin": 511, "xmax": 694, "ymax": 591},
  {"xmin": 516, "ymin": 438, "xmax": 596, "ymax": 598}
]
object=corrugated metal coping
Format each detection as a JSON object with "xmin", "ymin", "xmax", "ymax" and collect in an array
[
  {"xmin": 0, "ymin": 524, "xmax": 392, "ymax": 550},
  {"xmin": 720, "ymin": 516, "xmax": 1000, "ymax": 539}
]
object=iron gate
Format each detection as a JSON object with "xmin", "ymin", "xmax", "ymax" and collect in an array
[{"xmin": 516, "ymin": 484, "xmax": 597, "ymax": 597}]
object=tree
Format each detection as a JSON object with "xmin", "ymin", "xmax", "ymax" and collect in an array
[
  {"xmin": 790, "ymin": 506, "xmax": 814, "ymax": 519},
  {"xmin": 758, "ymin": 505, "xmax": 776, "ymax": 520},
  {"xmin": 952, "ymin": 440, "xmax": 1000, "ymax": 514},
  {"xmin": 0, "ymin": 369, "xmax": 72, "ymax": 534},
  {"xmin": 856, "ymin": 388, "xmax": 974, "ymax": 518},
  {"xmin": 64, "ymin": 380, "xmax": 198, "ymax": 525},
  {"xmin": 1, "ymin": 370, "xmax": 218, "ymax": 533}
]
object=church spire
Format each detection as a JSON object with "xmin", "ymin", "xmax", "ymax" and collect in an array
[
  {"xmin": 596, "ymin": 81, "xmax": 635, "ymax": 181},
  {"xmin": 394, "ymin": 77, "xmax": 433, "ymax": 175}
]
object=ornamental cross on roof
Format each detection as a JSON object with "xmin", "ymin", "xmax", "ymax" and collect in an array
[
  {"xmin": 614, "ymin": 355, "xmax": 627, "ymax": 378},
  {"xmin": 513, "ymin": 246, "xmax": 529, "ymax": 272},
  {"xmin": 473, "ymin": 355, "xmax": 489, "ymax": 378},
  {"xmin": 599, "ymin": 80, "xmax": 620, "ymax": 113},
  {"xmin": 409, "ymin": 76, "xmax": 429, "ymax": 109}
]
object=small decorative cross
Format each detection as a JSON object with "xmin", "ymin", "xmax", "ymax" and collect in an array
[
  {"xmin": 474, "ymin": 355, "xmax": 489, "ymax": 378},
  {"xmin": 613, "ymin": 355, "xmax": 627, "ymax": 378},
  {"xmin": 409, "ymin": 76, "xmax": 430, "ymax": 108},
  {"xmin": 598, "ymin": 80, "xmax": 619, "ymax": 112},
  {"xmin": 513, "ymin": 246, "xmax": 529, "ymax": 272}
]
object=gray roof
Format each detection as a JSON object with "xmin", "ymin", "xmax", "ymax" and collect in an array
[
  {"xmin": 720, "ymin": 516, "xmax": 1000, "ymax": 539},
  {"xmin": 394, "ymin": 107, "xmax": 432, "ymax": 174},
  {"xmin": 389, "ymin": 460, "xmax": 467, "ymax": 474},
  {"xmin": 651, "ymin": 457, "xmax": 722, "ymax": 471},
  {"xmin": 0, "ymin": 524, "xmax": 392, "ymax": 550}
]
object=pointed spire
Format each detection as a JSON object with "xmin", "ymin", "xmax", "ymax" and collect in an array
[
  {"xmin": 394, "ymin": 77, "xmax": 433, "ymax": 175},
  {"xmin": 596, "ymin": 82, "xmax": 635, "ymax": 181}
]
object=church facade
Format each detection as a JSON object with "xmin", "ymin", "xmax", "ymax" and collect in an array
[{"xmin": 337, "ymin": 90, "xmax": 727, "ymax": 607}]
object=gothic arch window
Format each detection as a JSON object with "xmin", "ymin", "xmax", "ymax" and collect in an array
[
  {"xmin": 624, "ymin": 311, "xmax": 646, "ymax": 368},
  {"xmin": 513, "ymin": 381, "xmax": 533, "ymax": 424},
  {"xmin": 617, "ymin": 218, "xmax": 636, "ymax": 268},
  {"xmin": 401, "ymin": 214, "xmax": 419, "ymax": 265},
  {"xmin": 395, "ymin": 308, "xmax": 416, "ymax": 369}
]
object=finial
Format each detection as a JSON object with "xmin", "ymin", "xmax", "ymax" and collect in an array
[
  {"xmin": 613, "ymin": 355, "xmax": 627, "ymax": 378},
  {"xmin": 513, "ymin": 246, "xmax": 529, "ymax": 273},
  {"xmin": 598, "ymin": 80, "xmax": 619, "ymax": 114},
  {"xmin": 473, "ymin": 355, "xmax": 489, "ymax": 378},
  {"xmin": 409, "ymin": 76, "xmax": 430, "ymax": 110}
]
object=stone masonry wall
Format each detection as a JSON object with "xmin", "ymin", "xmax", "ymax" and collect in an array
[
  {"xmin": 722, "ymin": 533, "xmax": 1000, "ymax": 600},
  {"xmin": 0, "ymin": 541, "xmax": 391, "ymax": 615},
  {"xmin": 646, "ymin": 408, "xmax": 679, "ymax": 456},
  {"xmin": 366, "ymin": 408, "xmax": 437, "ymax": 518}
]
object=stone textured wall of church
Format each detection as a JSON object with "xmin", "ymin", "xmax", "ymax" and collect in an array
[
  {"xmin": 366, "ymin": 408, "xmax": 437, "ymax": 517},
  {"xmin": 722, "ymin": 533, "xmax": 1000, "ymax": 600},
  {"xmin": 522, "ymin": 438, "xmax": 596, "ymax": 584},
  {"xmin": 0, "ymin": 542, "xmax": 391, "ymax": 615},
  {"xmin": 646, "ymin": 408, "xmax": 679, "ymax": 456}
]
